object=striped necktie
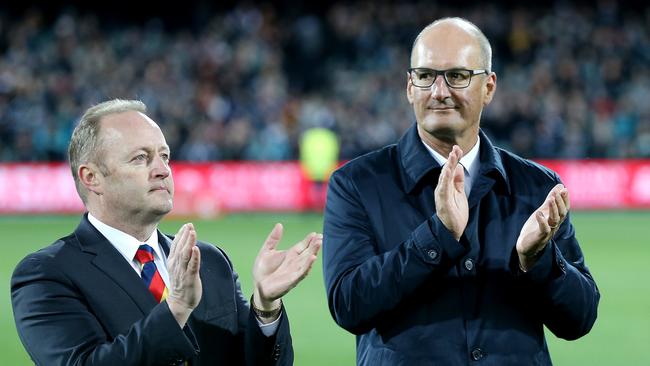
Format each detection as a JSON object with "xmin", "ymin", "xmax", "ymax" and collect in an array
[{"xmin": 134, "ymin": 244, "xmax": 168, "ymax": 303}]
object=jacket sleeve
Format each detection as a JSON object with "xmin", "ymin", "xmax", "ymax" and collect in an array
[
  {"xmin": 218, "ymin": 248, "xmax": 294, "ymax": 366},
  {"xmin": 243, "ymin": 304, "xmax": 293, "ymax": 365},
  {"xmin": 514, "ymin": 211, "xmax": 600, "ymax": 340},
  {"xmin": 11, "ymin": 252, "xmax": 198, "ymax": 366},
  {"xmin": 323, "ymin": 169, "xmax": 467, "ymax": 335}
]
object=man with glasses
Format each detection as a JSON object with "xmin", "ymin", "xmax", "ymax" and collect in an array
[{"xmin": 323, "ymin": 17, "xmax": 599, "ymax": 365}]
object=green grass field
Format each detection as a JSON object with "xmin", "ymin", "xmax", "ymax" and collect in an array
[{"xmin": 1, "ymin": 211, "xmax": 649, "ymax": 365}]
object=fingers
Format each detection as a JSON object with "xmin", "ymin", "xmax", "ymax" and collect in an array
[
  {"xmin": 435, "ymin": 145, "xmax": 465, "ymax": 209},
  {"xmin": 186, "ymin": 246, "xmax": 201, "ymax": 275},
  {"xmin": 182, "ymin": 225, "xmax": 197, "ymax": 263},
  {"xmin": 437, "ymin": 146, "xmax": 463, "ymax": 190},
  {"xmin": 273, "ymin": 229, "xmax": 321, "ymax": 258},
  {"xmin": 170, "ymin": 223, "xmax": 197, "ymax": 270},
  {"xmin": 556, "ymin": 185, "xmax": 570, "ymax": 216},
  {"xmin": 293, "ymin": 234, "xmax": 311, "ymax": 254},
  {"xmin": 298, "ymin": 233, "xmax": 322, "ymax": 257},
  {"xmin": 262, "ymin": 223, "xmax": 283, "ymax": 251},
  {"xmin": 436, "ymin": 164, "xmax": 450, "ymax": 197},
  {"xmin": 293, "ymin": 232, "xmax": 322, "ymax": 254},
  {"xmin": 298, "ymin": 250, "xmax": 319, "ymax": 279},
  {"xmin": 562, "ymin": 187, "xmax": 571, "ymax": 211},
  {"xmin": 309, "ymin": 233, "xmax": 323, "ymax": 255},
  {"xmin": 297, "ymin": 234, "xmax": 322, "ymax": 275},
  {"xmin": 169, "ymin": 224, "xmax": 187, "ymax": 259},
  {"xmin": 254, "ymin": 231, "xmax": 322, "ymax": 300},
  {"xmin": 535, "ymin": 210, "xmax": 551, "ymax": 236},
  {"xmin": 546, "ymin": 184, "xmax": 570, "ymax": 229},
  {"xmin": 553, "ymin": 191, "xmax": 566, "ymax": 226},
  {"xmin": 286, "ymin": 232, "xmax": 322, "ymax": 276},
  {"xmin": 166, "ymin": 225, "xmax": 202, "ymax": 325},
  {"xmin": 449, "ymin": 145, "xmax": 465, "ymax": 194},
  {"xmin": 547, "ymin": 193, "xmax": 560, "ymax": 228},
  {"xmin": 452, "ymin": 163, "xmax": 465, "ymax": 194},
  {"xmin": 449, "ymin": 145, "xmax": 463, "ymax": 165}
]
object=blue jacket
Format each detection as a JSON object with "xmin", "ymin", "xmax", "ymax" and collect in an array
[{"xmin": 323, "ymin": 124, "xmax": 599, "ymax": 365}]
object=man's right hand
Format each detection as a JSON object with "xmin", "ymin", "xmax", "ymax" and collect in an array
[
  {"xmin": 166, "ymin": 223, "xmax": 202, "ymax": 328},
  {"xmin": 434, "ymin": 145, "xmax": 468, "ymax": 241}
]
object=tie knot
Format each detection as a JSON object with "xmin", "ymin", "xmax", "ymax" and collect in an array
[{"xmin": 135, "ymin": 244, "xmax": 155, "ymax": 264}]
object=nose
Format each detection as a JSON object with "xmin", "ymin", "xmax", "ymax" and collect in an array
[
  {"xmin": 151, "ymin": 155, "xmax": 171, "ymax": 179},
  {"xmin": 430, "ymin": 74, "xmax": 451, "ymax": 100}
]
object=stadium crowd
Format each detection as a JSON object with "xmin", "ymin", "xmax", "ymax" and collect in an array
[{"xmin": 1, "ymin": 1, "xmax": 649, "ymax": 161}]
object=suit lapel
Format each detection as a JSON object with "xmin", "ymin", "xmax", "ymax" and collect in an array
[
  {"xmin": 158, "ymin": 231, "xmax": 172, "ymax": 256},
  {"xmin": 74, "ymin": 214, "xmax": 158, "ymax": 314}
]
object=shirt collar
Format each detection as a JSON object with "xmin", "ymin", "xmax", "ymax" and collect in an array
[
  {"xmin": 421, "ymin": 137, "xmax": 481, "ymax": 179},
  {"xmin": 87, "ymin": 213, "xmax": 164, "ymax": 262},
  {"xmin": 397, "ymin": 123, "xmax": 509, "ymax": 193}
]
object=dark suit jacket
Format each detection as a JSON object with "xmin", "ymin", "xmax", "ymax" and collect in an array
[
  {"xmin": 11, "ymin": 214, "xmax": 292, "ymax": 365},
  {"xmin": 323, "ymin": 124, "xmax": 599, "ymax": 365}
]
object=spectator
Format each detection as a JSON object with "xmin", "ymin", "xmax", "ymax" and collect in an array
[{"xmin": 1, "ymin": 2, "xmax": 650, "ymax": 161}]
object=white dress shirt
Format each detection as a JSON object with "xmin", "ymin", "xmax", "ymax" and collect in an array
[
  {"xmin": 87, "ymin": 213, "xmax": 279, "ymax": 335},
  {"xmin": 421, "ymin": 138, "xmax": 481, "ymax": 196},
  {"xmin": 88, "ymin": 213, "xmax": 171, "ymax": 286}
]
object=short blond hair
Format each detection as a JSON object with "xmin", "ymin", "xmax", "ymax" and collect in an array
[{"xmin": 68, "ymin": 99, "xmax": 147, "ymax": 203}]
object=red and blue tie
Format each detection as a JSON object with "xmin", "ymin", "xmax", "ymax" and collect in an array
[{"xmin": 134, "ymin": 244, "xmax": 168, "ymax": 302}]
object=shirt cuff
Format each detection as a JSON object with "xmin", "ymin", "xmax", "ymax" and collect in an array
[{"xmin": 256, "ymin": 311, "xmax": 282, "ymax": 337}]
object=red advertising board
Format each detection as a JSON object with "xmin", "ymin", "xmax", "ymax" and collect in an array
[
  {"xmin": 0, "ymin": 160, "xmax": 648, "ymax": 215},
  {"xmin": 537, "ymin": 160, "xmax": 650, "ymax": 209}
]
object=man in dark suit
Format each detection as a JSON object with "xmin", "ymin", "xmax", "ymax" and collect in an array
[
  {"xmin": 323, "ymin": 18, "xmax": 599, "ymax": 365},
  {"xmin": 11, "ymin": 99, "xmax": 322, "ymax": 365}
]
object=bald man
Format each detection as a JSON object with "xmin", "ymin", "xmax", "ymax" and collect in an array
[{"xmin": 323, "ymin": 17, "xmax": 599, "ymax": 365}]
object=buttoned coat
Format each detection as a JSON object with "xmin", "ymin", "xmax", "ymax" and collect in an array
[{"xmin": 323, "ymin": 124, "xmax": 599, "ymax": 365}]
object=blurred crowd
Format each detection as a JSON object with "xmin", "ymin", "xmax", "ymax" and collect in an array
[{"xmin": 1, "ymin": 1, "xmax": 649, "ymax": 162}]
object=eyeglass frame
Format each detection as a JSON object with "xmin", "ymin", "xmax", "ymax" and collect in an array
[{"xmin": 408, "ymin": 67, "xmax": 490, "ymax": 89}]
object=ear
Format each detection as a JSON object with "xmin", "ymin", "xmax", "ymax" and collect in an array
[
  {"xmin": 483, "ymin": 72, "xmax": 497, "ymax": 106},
  {"xmin": 406, "ymin": 72, "xmax": 415, "ymax": 104},
  {"xmin": 78, "ymin": 163, "xmax": 104, "ymax": 196}
]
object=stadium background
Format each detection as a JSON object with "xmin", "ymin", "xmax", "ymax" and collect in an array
[{"xmin": 1, "ymin": 1, "xmax": 649, "ymax": 365}]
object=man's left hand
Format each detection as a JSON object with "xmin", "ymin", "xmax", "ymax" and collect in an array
[
  {"xmin": 516, "ymin": 184, "xmax": 570, "ymax": 271},
  {"xmin": 252, "ymin": 224, "xmax": 322, "ymax": 314}
]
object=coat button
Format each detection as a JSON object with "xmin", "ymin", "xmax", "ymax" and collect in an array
[
  {"xmin": 471, "ymin": 348, "xmax": 484, "ymax": 361},
  {"xmin": 464, "ymin": 258, "xmax": 474, "ymax": 271},
  {"xmin": 427, "ymin": 249, "xmax": 438, "ymax": 260}
]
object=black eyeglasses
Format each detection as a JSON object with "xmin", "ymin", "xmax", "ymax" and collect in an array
[{"xmin": 408, "ymin": 68, "xmax": 489, "ymax": 89}]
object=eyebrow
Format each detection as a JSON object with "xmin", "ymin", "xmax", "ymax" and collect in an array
[
  {"xmin": 413, "ymin": 66, "xmax": 470, "ymax": 70},
  {"xmin": 129, "ymin": 145, "xmax": 171, "ymax": 155}
]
